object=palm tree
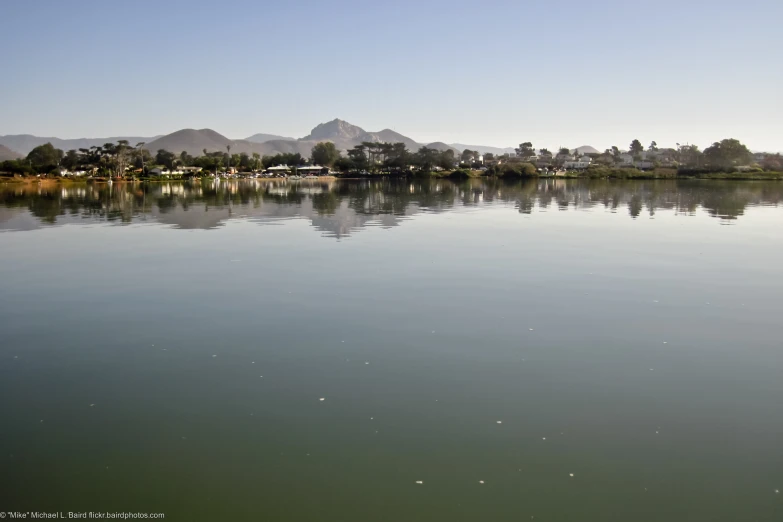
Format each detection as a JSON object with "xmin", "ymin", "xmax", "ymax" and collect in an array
[{"xmin": 226, "ymin": 144, "xmax": 232, "ymax": 172}]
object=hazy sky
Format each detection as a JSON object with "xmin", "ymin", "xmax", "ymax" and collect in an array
[{"xmin": 2, "ymin": 0, "xmax": 782, "ymax": 151}]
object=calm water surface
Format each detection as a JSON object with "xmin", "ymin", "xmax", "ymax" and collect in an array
[{"xmin": 1, "ymin": 179, "xmax": 782, "ymax": 521}]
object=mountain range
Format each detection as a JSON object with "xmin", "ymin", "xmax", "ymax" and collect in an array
[{"xmin": 0, "ymin": 119, "xmax": 590, "ymax": 159}]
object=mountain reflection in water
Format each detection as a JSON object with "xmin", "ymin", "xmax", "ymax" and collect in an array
[{"xmin": 1, "ymin": 178, "xmax": 781, "ymax": 237}]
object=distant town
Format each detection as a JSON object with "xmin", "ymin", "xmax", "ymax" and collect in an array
[{"xmin": 1, "ymin": 120, "xmax": 780, "ymax": 181}]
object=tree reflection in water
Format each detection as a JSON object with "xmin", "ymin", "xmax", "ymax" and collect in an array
[{"xmin": 1, "ymin": 178, "xmax": 781, "ymax": 236}]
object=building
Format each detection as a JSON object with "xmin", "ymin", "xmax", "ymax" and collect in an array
[
  {"xmin": 266, "ymin": 165, "xmax": 291, "ymax": 175},
  {"xmin": 563, "ymin": 157, "xmax": 592, "ymax": 170},
  {"xmin": 296, "ymin": 165, "xmax": 329, "ymax": 176}
]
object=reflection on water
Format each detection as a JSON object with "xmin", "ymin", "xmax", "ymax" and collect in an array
[
  {"xmin": 2, "ymin": 176, "xmax": 783, "ymax": 522},
  {"xmin": 1, "ymin": 178, "xmax": 781, "ymax": 236}
]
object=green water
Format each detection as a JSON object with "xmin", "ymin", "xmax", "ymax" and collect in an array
[{"xmin": 1, "ymin": 179, "xmax": 781, "ymax": 521}]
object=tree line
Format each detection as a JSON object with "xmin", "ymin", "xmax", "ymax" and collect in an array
[{"xmin": 1, "ymin": 136, "xmax": 780, "ymax": 177}]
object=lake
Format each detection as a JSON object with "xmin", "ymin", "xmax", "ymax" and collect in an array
[{"xmin": 1, "ymin": 178, "xmax": 782, "ymax": 521}]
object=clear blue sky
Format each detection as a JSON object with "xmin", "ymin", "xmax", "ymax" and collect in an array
[{"xmin": 2, "ymin": 0, "xmax": 781, "ymax": 151}]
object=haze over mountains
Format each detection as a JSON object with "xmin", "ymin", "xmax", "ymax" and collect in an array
[
  {"xmin": 0, "ymin": 144, "xmax": 22, "ymax": 161},
  {"xmin": 0, "ymin": 119, "xmax": 580, "ymax": 158}
]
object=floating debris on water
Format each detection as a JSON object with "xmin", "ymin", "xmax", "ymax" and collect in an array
[
  {"xmin": 365, "ymin": 362, "xmax": 370, "ymax": 365},
  {"xmin": 212, "ymin": 355, "xmax": 217, "ymax": 358},
  {"xmin": 542, "ymin": 437, "xmax": 546, "ymax": 440},
  {"xmin": 89, "ymin": 404, "xmax": 95, "ymax": 407},
  {"xmin": 496, "ymin": 421, "xmax": 502, "ymax": 424},
  {"xmin": 650, "ymin": 368, "xmax": 654, "ymax": 371},
  {"xmin": 319, "ymin": 398, "xmax": 325, "ymax": 401},
  {"xmin": 479, "ymin": 480, "xmax": 485, "ymax": 484},
  {"xmin": 569, "ymin": 473, "xmax": 574, "ymax": 477},
  {"xmin": 415, "ymin": 481, "xmax": 423, "ymax": 484},
  {"xmin": 529, "ymin": 328, "xmax": 534, "ymax": 331}
]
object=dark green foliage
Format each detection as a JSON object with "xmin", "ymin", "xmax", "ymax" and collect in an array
[
  {"xmin": 492, "ymin": 162, "xmax": 537, "ymax": 177},
  {"xmin": 26, "ymin": 142, "xmax": 64, "ymax": 171},
  {"xmin": 311, "ymin": 142, "xmax": 341, "ymax": 167},
  {"xmin": 703, "ymin": 139, "xmax": 752, "ymax": 169}
]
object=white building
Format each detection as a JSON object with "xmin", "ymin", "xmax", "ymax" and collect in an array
[{"xmin": 563, "ymin": 157, "xmax": 592, "ymax": 170}]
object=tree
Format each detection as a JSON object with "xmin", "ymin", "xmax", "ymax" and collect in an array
[
  {"xmin": 333, "ymin": 156, "xmax": 356, "ymax": 172},
  {"xmin": 136, "ymin": 143, "xmax": 147, "ymax": 174},
  {"xmin": 629, "ymin": 139, "xmax": 644, "ymax": 155},
  {"xmin": 155, "ymin": 149, "xmax": 176, "ymax": 170},
  {"xmin": 515, "ymin": 142, "xmax": 535, "ymax": 160},
  {"xmin": 384, "ymin": 143, "xmax": 409, "ymax": 170},
  {"xmin": 483, "ymin": 152, "xmax": 495, "ymax": 161},
  {"xmin": 539, "ymin": 148, "xmax": 552, "ymax": 157},
  {"xmin": 347, "ymin": 145, "xmax": 369, "ymax": 171},
  {"xmin": 112, "ymin": 140, "xmax": 132, "ymax": 177},
  {"xmin": 461, "ymin": 149, "xmax": 478, "ymax": 163},
  {"xmin": 252, "ymin": 153, "xmax": 261, "ymax": 171},
  {"xmin": 703, "ymin": 139, "xmax": 752, "ymax": 169},
  {"xmin": 649, "ymin": 141, "xmax": 658, "ymax": 152},
  {"xmin": 311, "ymin": 142, "xmax": 341, "ymax": 167},
  {"xmin": 558, "ymin": 147, "xmax": 570, "ymax": 156},
  {"xmin": 27, "ymin": 142, "xmax": 64, "ymax": 170},
  {"xmin": 611, "ymin": 146, "xmax": 621, "ymax": 162},
  {"xmin": 437, "ymin": 149, "xmax": 456, "ymax": 170},
  {"xmin": 179, "ymin": 151, "xmax": 194, "ymax": 167},
  {"xmin": 414, "ymin": 147, "xmax": 439, "ymax": 172},
  {"xmin": 62, "ymin": 149, "xmax": 80, "ymax": 169},
  {"xmin": 676, "ymin": 144, "xmax": 702, "ymax": 167},
  {"xmin": 761, "ymin": 153, "xmax": 782, "ymax": 171}
]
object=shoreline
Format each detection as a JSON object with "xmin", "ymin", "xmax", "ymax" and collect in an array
[{"xmin": 2, "ymin": 172, "xmax": 782, "ymax": 186}]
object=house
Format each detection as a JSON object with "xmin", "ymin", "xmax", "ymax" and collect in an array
[
  {"xmin": 149, "ymin": 167, "xmax": 170, "ymax": 176},
  {"xmin": 563, "ymin": 157, "xmax": 592, "ymax": 170},
  {"xmin": 266, "ymin": 165, "xmax": 291, "ymax": 175},
  {"xmin": 297, "ymin": 165, "xmax": 329, "ymax": 176},
  {"xmin": 536, "ymin": 156, "xmax": 553, "ymax": 168}
]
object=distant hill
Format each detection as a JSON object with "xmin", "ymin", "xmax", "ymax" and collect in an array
[
  {"xmin": 143, "ymin": 129, "xmax": 317, "ymax": 157},
  {"xmin": 298, "ymin": 119, "xmax": 422, "ymax": 153},
  {"xmin": 449, "ymin": 143, "xmax": 516, "ymax": 155},
  {"xmin": 245, "ymin": 133, "xmax": 296, "ymax": 144},
  {"xmin": 363, "ymin": 129, "xmax": 420, "ymax": 152},
  {"xmin": 0, "ymin": 144, "xmax": 22, "ymax": 161},
  {"xmin": 574, "ymin": 145, "xmax": 600, "ymax": 155},
  {"xmin": 2, "ymin": 122, "xmax": 589, "ymax": 160},
  {"xmin": 425, "ymin": 142, "xmax": 461, "ymax": 154},
  {"xmin": 0, "ymin": 134, "xmax": 158, "ymax": 155},
  {"xmin": 144, "ymin": 129, "xmax": 237, "ymax": 156}
]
